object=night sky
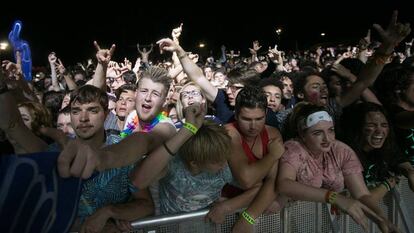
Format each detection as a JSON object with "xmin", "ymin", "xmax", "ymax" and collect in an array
[{"xmin": 0, "ymin": 2, "xmax": 412, "ymax": 67}]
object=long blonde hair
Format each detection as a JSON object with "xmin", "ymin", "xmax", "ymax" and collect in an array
[{"xmin": 175, "ymin": 81, "xmax": 207, "ymax": 121}]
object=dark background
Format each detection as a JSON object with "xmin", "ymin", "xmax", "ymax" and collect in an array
[{"xmin": 0, "ymin": 2, "xmax": 413, "ymax": 67}]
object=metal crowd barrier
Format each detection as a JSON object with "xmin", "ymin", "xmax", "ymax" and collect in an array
[{"xmin": 129, "ymin": 177, "xmax": 414, "ymax": 233}]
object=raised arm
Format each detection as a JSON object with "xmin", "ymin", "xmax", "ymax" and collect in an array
[
  {"xmin": 91, "ymin": 41, "xmax": 116, "ymax": 90},
  {"xmin": 130, "ymin": 104, "xmax": 205, "ymax": 190},
  {"xmin": 157, "ymin": 38, "xmax": 218, "ymax": 102},
  {"xmin": 0, "ymin": 72, "xmax": 47, "ymax": 153},
  {"xmin": 338, "ymin": 10, "xmax": 411, "ymax": 108},
  {"xmin": 331, "ymin": 63, "xmax": 382, "ymax": 105},
  {"xmin": 48, "ymin": 52, "xmax": 62, "ymax": 92},
  {"xmin": 56, "ymin": 58, "xmax": 77, "ymax": 91}
]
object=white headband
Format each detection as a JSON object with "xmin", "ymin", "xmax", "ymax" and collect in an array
[{"xmin": 303, "ymin": 111, "xmax": 333, "ymax": 129}]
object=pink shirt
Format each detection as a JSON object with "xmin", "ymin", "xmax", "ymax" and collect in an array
[{"xmin": 281, "ymin": 139, "xmax": 363, "ymax": 192}]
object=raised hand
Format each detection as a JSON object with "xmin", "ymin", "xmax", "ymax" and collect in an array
[
  {"xmin": 94, "ymin": 41, "xmax": 116, "ymax": 66},
  {"xmin": 249, "ymin": 40, "xmax": 262, "ymax": 55},
  {"xmin": 172, "ymin": 23, "xmax": 183, "ymax": 40},
  {"xmin": 156, "ymin": 38, "xmax": 181, "ymax": 54},
  {"xmin": 55, "ymin": 58, "xmax": 66, "ymax": 75},
  {"xmin": 373, "ymin": 10, "xmax": 411, "ymax": 46},
  {"xmin": 183, "ymin": 103, "xmax": 206, "ymax": 129},
  {"xmin": 188, "ymin": 53, "xmax": 199, "ymax": 63}
]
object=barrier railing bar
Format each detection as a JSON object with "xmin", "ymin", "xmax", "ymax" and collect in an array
[{"xmin": 130, "ymin": 209, "xmax": 209, "ymax": 229}]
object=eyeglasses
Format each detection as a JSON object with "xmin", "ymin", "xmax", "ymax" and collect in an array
[
  {"xmin": 227, "ymin": 85, "xmax": 244, "ymax": 93},
  {"xmin": 180, "ymin": 90, "xmax": 201, "ymax": 98}
]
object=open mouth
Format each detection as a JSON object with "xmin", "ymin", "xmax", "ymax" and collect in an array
[
  {"xmin": 141, "ymin": 104, "xmax": 152, "ymax": 113},
  {"xmin": 371, "ymin": 136, "xmax": 384, "ymax": 145}
]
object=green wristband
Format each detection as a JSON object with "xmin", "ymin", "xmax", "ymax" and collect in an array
[
  {"xmin": 242, "ymin": 211, "xmax": 256, "ymax": 225},
  {"xmin": 183, "ymin": 122, "xmax": 198, "ymax": 135}
]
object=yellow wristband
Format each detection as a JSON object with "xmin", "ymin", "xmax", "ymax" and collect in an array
[
  {"xmin": 183, "ymin": 122, "xmax": 198, "ymax": 135},
  {"xmin": 241, "ymin": 211, "xmax": 256, "ymax": 225}
]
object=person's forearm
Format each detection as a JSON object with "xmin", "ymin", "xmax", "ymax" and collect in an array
[
  {"xmin": 105, "ymin": 199, "xmax": 154, "ymax": 221},
  {"xmin": 98, "ymin": 132, "xmax": 155, "ymax": 170},
  {"xmin": 277, "ymin": 178, "xmax": 327, "ymax": 203},
  {"xmin": 131, "ymin": 128, "xmax": 193, "ymax": 189},
  {"xmin": 358, "ymin": 195, "xmax": 387, "ymax": 222},
  {"xmin": 244, "ymin": 163, "xmax": 278, "ymax": 218},
  {"xmin": 221, "ymin": 184, "xmax": 261, "ymax": 215},
  {"xmin": 63, "ymin": 74, "xmax": 78, "ymax": 91},
  {"xmin": 367, "ymin": 185, "xmax": 388, "ymax": 204},
  {"xmin": 357, "ymin": 39, "xmax": 398, "ymax": 87},
  {"xmin": 0, "ymin": 92, "xmax": 47, "ymax": 153},
  {"xmin": 361, "ymin": 89, "xmax": 382, "ymax": 105},
  {"xmin": 50, "ymin": 64, "xmax": 61, "ymax": 92},
  {"xmin": 176, "ymin": 47, "xmax": 217, "ymax": 102},
  {"xmin": 92, "ymin": 63, "xmax": 107, "ymax": 90},
  {"xmin": 237, "ymin": 155, "xmax": 277, "ymax": 189}
]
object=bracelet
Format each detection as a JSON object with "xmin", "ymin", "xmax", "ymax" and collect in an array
[
  {"xmin": 183, "ymin": 122, "xmax": 198, "ymax": 135},
  {"xmin": 163, "ymin": 142, "xmax": 175, "ymax": 157},
  {"xmin": 241, "ymin": 211, "xmax": 256, "ymax": 225},
  {"xmin": 325, "ymin": 191, "xmax": 338, "ymax": 205},
  {"xmin": 382, "ymin": 181, "xmax": 391, "ymax": 191}
]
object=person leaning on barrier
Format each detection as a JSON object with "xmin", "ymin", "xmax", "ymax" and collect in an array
[
  {"xmin": 129, "ymin": 101, "xmax": 260, "ymax": 223},
  {"xmin": 276, "ymin": 102, "xmax": 399, "ymax": 233}
]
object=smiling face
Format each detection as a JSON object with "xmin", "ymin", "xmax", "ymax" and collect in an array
[
  {"xmin": 362, "ymin": 111, "xmax": 389, "ymax": 152},
  {"xmin": 136, "ymin": 78, "xmax": 167, "ymax": 122},
  {"xmin": 300, "ymin": 120, "xmax": 335, "ymax": 154},
  {"xmin": 302, "ymin": 75, "xmax": 329, "ymax": 106}
]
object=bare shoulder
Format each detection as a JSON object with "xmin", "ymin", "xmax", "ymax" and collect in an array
[
  {"xmin": 150, "ymin": 122, "xmax": 177, "ymax": 140},
  {"xmin": 224, "ymin": 123, "xmax": 241, "ymax": 140},
  {"xmin": 265, "ymin": 125, "xmax": 283, "ymax": 142}
]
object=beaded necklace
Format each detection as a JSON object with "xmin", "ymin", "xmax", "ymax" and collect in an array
[{"xmin": 120, "ymin": 111, "xmax": 168, "ymax": 138}]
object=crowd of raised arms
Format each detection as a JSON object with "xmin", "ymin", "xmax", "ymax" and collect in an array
[{"xmin": 1, "ymin": 10, "xmax": 414, "ymax": 233}]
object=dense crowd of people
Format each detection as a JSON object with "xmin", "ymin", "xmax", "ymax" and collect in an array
[{"xmin": 1, "ymin": 10, "xmax": 414, "ymax": 233}]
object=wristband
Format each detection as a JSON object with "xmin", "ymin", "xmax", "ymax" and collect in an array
[
  {"xmin": 183, "ymin": 122, "xmax": 198, "ymax": 135},
  {"xmin": 241, "ymin": 211, "xmax": 256, "ymax": 225}
]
